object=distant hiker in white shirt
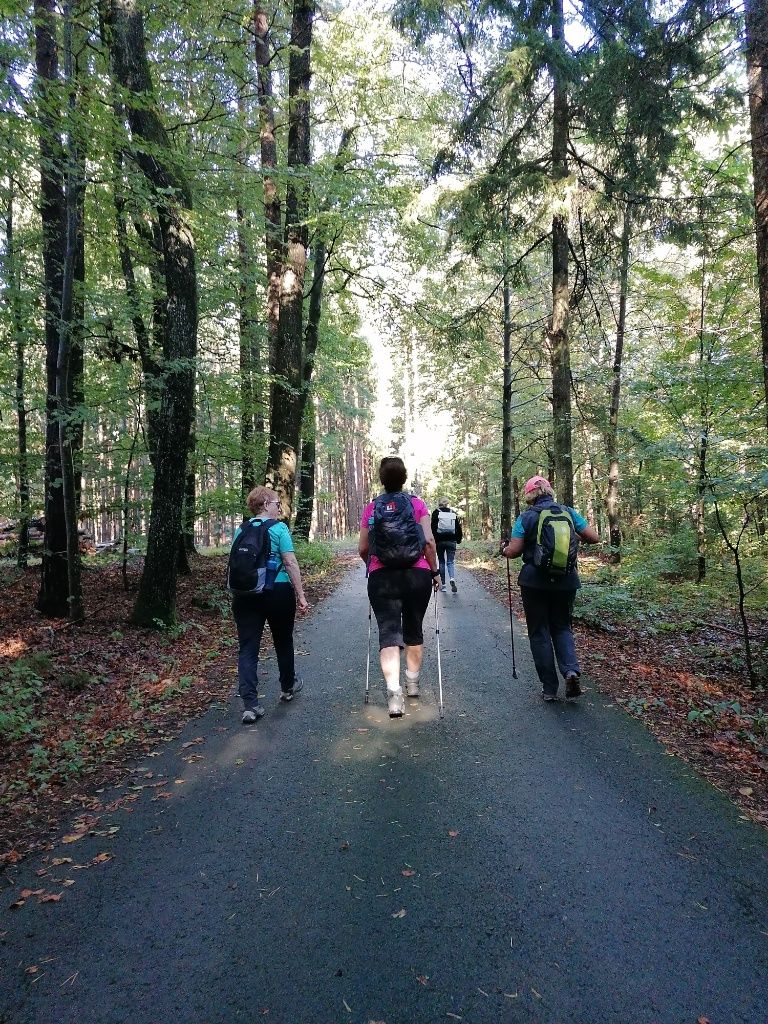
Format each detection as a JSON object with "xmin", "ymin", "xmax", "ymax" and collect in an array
[{"xmin": 430, "ymin": 498, "xmax": 463, "ymax": 594}]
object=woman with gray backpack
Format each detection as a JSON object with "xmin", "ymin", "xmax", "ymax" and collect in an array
[
  {"xmin": 358, "ymin": 457, "xmax": 440, "ymax": 717},
  {"xmin": 501, "ymin": 475, "xmax": 598, "ymax": 701}
]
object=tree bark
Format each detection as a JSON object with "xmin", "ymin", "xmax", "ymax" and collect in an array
[
  {"xmin": 547, "ymin": 0, "xmax": 573, "ymax": 506},
  {"xmin": 104, "ymin": 0, "xmax": 198, "ymax": 626},
  {"xmin": 55, "ymin": 0, "xmax": 86, "ymax": 621},
  {"xmin": 265, "ymin": 0, "xmax": 314, "ymax": 517},
  {"xmin": 34, "ymin": 0, "xmax": 71, "ymax": 616},
  {"xmin": 253, "ymin": 3, "xmax": 282, "ymax": 401},
  {"xmin": 746, "ymin": 0, "xmax": 768, "ymax": 433},
  {"xmin": 4, "ymin": 181, "xmax": 30, "ymax": 568},
  {"xmin": 501, "ymin": 257, "xmax": 514, "ymax": 538},
  {"xmin": 605, "ymin": 208, "xmax": 630, "ymax": 563},
  {"xmin": 236, "ymin": 83, "xmax": 259, "ymax": 496}
]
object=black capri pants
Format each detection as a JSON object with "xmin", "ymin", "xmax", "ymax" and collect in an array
[{"xmin": 367, "ymin": 567, "xmax": 433, "ymax": 649}]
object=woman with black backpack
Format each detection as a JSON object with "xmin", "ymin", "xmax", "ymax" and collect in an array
[
  {"xmin": 501, "ymin": 475, "xmax": 599, "ymax": 702},
  {"xmin": 229, "ymin": 486, "xmax": 310, "ymax": 724},
  {"xmin": 358, "ymin": 457, "xmax": 440, "ymax": 718}
]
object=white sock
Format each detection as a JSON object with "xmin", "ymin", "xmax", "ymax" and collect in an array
[{"xmin": 405, "ymin": 669, "xmax": 420, "ymax": 682}]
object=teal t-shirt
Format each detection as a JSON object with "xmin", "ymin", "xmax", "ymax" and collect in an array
[
  {"xmin": 511, "ymin": 505, "xmax": 588, "ymax": 538},
  {"xmin": 231, "ymin": 517, "xmax": 294, "ymax": 584}
]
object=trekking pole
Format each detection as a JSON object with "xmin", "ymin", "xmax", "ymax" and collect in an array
[
  {"xmin": 364, "ymin": 602, "xmax": 372, "ymax": 703},
  {"xmin": 433, "ymin": 591, "xmax": 444, "ymax": 718},
  {"xmin": 505, "ymin": 554, "xmax": 518, "ymax": 680}
]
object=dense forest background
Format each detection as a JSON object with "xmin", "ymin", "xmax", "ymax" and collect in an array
[{"xmin": 1, "ymin": 0, "xmax": 766, "ymax": 674}]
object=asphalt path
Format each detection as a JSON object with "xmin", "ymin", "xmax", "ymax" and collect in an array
[{"xmin": 2, "ymin": 564, "xmax": 768, "ymax": 1024}]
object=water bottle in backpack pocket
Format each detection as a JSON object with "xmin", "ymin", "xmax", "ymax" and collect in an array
[
  {"xmin": 227, "ymin": 518, "xmax": 279, "ymax": 594},
  {"xmin": 533, "ymin": 505, "xmax": 579, "ymax": 576}
]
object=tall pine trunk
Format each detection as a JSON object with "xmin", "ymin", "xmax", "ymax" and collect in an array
[
  {"xmin": 265, "ymin": 0, "xmax": 314, "ymax": 517},
  {"xmin": 4, "ymin": 183, "xmax": 30, "ymax": 567},
  {"xmin": 236, "ymin": 82, "xmax": 260, "ymax": 496},
  {"xmin": 501, "ymin": 254, "xmax": 514, "ymax": 538},
  {"xmin": 254, "ymin": 3, "xmax": 282, "ymax": 420},
  {"xmin": 104, "ymin": 0, "xmax": 198, "ymax": 626},
  {"xmin": 548, "ymin": 0, "xmax": 573, "ymax": 506},
  {"xmin": 55, "ymin": 0, "xmax": 86, "ymax": 621},
  {"xmin": 292, "ymin": 127, "xmax": 353, "ymax": 537},
  {"xmin": 605, "ymin": 208, "xmax": 630, "ymax": 563},
  {"xmin": 746, "ymin": 0, "xmax": 768, "ymax": 433}
]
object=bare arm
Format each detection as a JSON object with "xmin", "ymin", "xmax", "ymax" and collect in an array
[
  {"xmin": 358, "ymin": 526, "xmax": 369, "ymax": 563},
  {"xmin": 420, "ymin": 515, "xmax": 440, "ymax": 590},
  {"xmin": 282, "ymin": 551, "xmax": 309, "ymax": 612},
  {"xmin": 578, "ymin": 525, "xmax": 599, "ymax": 544},
  {"xmin": 502, "ymin": 537, "xmax": 524, "ymax": 559}
]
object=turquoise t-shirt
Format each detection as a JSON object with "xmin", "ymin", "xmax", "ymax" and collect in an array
[
  {"xmin": 511, "ymin": 506, "xmax": 588, "ymax": 538},
  {"xmin": 231, "ymin": 517, "xmax": 294, "ymax": 584}
]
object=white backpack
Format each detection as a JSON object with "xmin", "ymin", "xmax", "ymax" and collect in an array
[{"xmin": 437, "ymin": 509, "xmax": 457, "ymax": 534}]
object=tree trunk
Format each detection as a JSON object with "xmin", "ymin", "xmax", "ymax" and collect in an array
[
  {"xmin": 695, "ymin": 255, "xmax": 710, "ymax": 584},
  {"xmin": 291, "ymin": 127, "xmax": 353, "ymax": 538},
  {"xmin": 34, "ymin": 0, "xmax": 71, "ymax": 616},
  {"xmin": 265, "ymin": 0, "xmax": 314, "ymax": 517},
  {"xmin": 253, "ymin": 3, "xmax": 282, "ymax": 413},
  {"xmin": 236, "ymin": 83, "xmax": 259, "ymax": 497},
  {"xmin": 112, "ymin": 141, "xmax": 162, "ymax": 459},
  {"xmin": 500, "ymin": 246, "xmax": 514, "ymax": 538},
  {"xmin": 548, "ymin": 0, "xmax": 573, "ymax": 506},
  {"xmin": 479, "ymin": 466, "xmax": 493, "ymax": 539},
  {"xmin": 104, "ymin": 0, "xmax": 198, "ymax": 627},
  {"xmin": 4, "ymin": 182, "xmax": 30, "ymax": 568},
  {"xmin": 293, "ymin": 422, "xmax": 315, "ymax": 541},
  {"xmin": 55, "ymin": 0, "xmax": 86, "ymax": 621},
  {"xmin": 605, "ymin": 208, "xmax": 630, "ymax": 563},
  {"xmin": 746, "ymin": 0, "xmax": 768, "ymax": 433}
]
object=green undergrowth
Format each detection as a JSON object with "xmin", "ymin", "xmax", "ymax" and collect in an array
[{"xmin": 461, "ymin": 534, "xmax": 768, "ymax": 684}]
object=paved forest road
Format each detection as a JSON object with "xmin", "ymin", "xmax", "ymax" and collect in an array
[{"xmin": 2, "ymin": 565, "xmax": 768, "ymax": 1024}]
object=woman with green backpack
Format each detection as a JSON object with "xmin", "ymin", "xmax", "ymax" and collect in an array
[{"xmin": 501, "ymin": 475, "xmax": 599, "ymax": 701}]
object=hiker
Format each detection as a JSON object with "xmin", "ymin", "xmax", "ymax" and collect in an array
[
  {"xmin": 229, "ymin": 486, "xmax": 309, "ymax": 724},
  {"xmin": 501, "ymin": 475, "xmax": 599, "ymax": 701},
  {"xmin": 359, "ymin": 456, "xmax": 440, "ymax": 718},
  {"xmin": 431, "ymin": 497, "xmax": 463, "ymax": 593}
]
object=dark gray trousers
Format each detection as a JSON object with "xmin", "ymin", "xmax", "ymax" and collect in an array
[{"xmin": 520, "ymin": 586, "xmax": 580, "ymax": 696}]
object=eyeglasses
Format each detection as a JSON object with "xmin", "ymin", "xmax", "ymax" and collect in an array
[{"xmin": 267, "ymin": 500, "xmax": 280, "ymax": 507}]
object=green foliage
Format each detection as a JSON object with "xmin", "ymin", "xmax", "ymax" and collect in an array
[
  {"xmin": 0, "ymin": 657, "xmax": 44, "ymax": 742},
  {"xmin": 294, "ymin": 539, "xmax": 334, "ymax": 576}
]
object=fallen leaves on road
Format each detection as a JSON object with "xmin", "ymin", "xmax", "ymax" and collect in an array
[{"xmin": 391, "ymin": 908, "xmax": 407, "ymax": 918}]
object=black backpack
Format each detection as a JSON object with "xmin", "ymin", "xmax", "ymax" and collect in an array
[
  {"xmin": 531, "ymin": 504, "xmax": 579, "ymax": 576},
  {"xmin": 369, "ymin": 492, "xmax": 425, "ymax": 568},
  {"xmin": 227, "ymin": 518, "xmax": 278, "ymax": 594}
]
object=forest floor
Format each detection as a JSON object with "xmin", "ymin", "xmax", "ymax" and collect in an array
[
  {"xmin": 466, "ymin": 548, "xmax": 768, "ymax": 831},
  {"xmin": 0, "ymin": 549, "xmax": 344, "ymax": 874},
  {"xmin": 1, "ymin": 546, "xmax": 766, "ymax": 877}
]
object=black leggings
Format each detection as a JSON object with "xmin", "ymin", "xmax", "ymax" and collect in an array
[{"xmin": 367, "ymin": 568, "xmax": 433, "ymax": 649}]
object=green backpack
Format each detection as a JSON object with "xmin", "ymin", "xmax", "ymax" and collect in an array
[{"xmin": 532, "ymin": 505, "xmax": 579, "ymax": 576}]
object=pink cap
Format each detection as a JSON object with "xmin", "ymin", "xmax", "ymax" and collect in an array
[{"xmin": 523, "ymin": 475, "xmax": 550, "ymax": 495}]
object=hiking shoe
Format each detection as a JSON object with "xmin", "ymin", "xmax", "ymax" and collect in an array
[
  {"xmin": 541, "ymin": 691, "xmax": 558, "ymax": 702},
  {"xmin": 388, "ymin": 689, "xmax": 405, "ymax": 717},
  {"xmin": 279, "ymin": 677, "xmax": 304, "ymax": 702},
  {"xmin": 242, "ymin": 704, "xmax": 265, "ymax": 724},
  {"xmin": 565, "ymin": 673, "xmax": 583, "ymax": 699},
  {"xmin": 450, "ymin": 578, "xmax": 457, "ymax": 593},
  {"xmin": 405, "ymin": 674, "xmax": 421, "ymax": 698}
]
